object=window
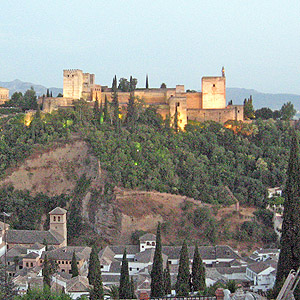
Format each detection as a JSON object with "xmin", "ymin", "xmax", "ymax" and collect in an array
[
  {"xmin": 142, "ymin": 246, "xmax": 144, "ymax": 248},
  {"xmin": 62, "ymin": 261, "xmax": 64, "ymax": 264},
  {"xmin": 62, "ymin": 269, "xmax": 65, "ymax": 272},
  {"xmin": 147, "ymin": 242, "xmax": 150, "ymax": 245},
  {"xmin": 58, "ymin": 216, "xmax": 61, "ymax": 222},
  {"xmin": 101, "ymin": 265, "xmax": 103, "ymax": 268},
  {"xmin": 26, "ymin": 263, "xmax": 29, "ymax": 267},
  {"xmin": 53, "ymin": 216, "xmax": 56, "ymax": 221},
  {"xmin": 58, "ymin": 261, "xmax": 61, "ymax": 264},
  {"xmin": 152, "ymin": 242, "xmax": 155, "ymax": 246},
  {"xmin": 30, "ymin": 263, "xmax": 33, "ymax": 267},
  {"xmin": 213, "ymin": 84, "xmax": 216, "ymax": 87},
  {"xmin": 129, "ymin": 267, "xmax": 132, "ymax": 271},
  {"xmin": 137, "ymin": 268, "xmax": 139, "ymax": 271},
  {"xmin": 77, "ymin": 262, "xmax": 79, "ymax": 265}
]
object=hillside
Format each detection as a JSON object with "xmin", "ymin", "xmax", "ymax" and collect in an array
[{"xmin": 0, "ymin": 138, "xmax": 276, "ymax": 253}]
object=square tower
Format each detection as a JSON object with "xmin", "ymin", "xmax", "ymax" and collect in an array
[
  {"xmin": 63, "ymin": 69, "xmax": 84, "ymax": 99},
  {"xmin": 201, "ymin": 76, "xmax": 226, "ymax": 109},
  {"xmin": 49, "ymin": 207, "xmax": 67, "ymax": 247}
]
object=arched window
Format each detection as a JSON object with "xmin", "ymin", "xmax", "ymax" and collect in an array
[{"xmin": 53, "ymin": 216, "xmax": 56, "ymax": 221}]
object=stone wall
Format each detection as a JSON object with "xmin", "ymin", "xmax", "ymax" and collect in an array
[
  {"xmin": 63, "ymin": 69, "xmax": 83, "ymax": 99},
  {"xmin": 186, "ymin": 92, "xmax": 202, "ymax": 109},
  {"xmin": 187, "ymin": 105, "xmax": 244, "ymax": 123}
]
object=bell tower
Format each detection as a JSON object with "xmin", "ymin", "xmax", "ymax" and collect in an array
[{"xmin": 49, "ymin": 207, "xmax": 67, "ymax": 247}]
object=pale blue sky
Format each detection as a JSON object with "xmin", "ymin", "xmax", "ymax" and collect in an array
[{"xmin": 1, "ymin": 0, "xmax": 299, "ymax": 94}]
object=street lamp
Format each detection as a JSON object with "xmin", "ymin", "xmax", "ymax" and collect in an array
[{"xmin": 1, "ymin": 212, "xmax": 11, "ymax": 295}]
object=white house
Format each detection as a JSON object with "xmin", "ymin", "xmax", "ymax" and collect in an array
[{"xmin": 246, "ymin": 261, "xmax": 276, "ymax": 292}]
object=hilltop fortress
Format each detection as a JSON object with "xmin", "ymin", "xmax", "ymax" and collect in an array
[{"xmin": 41, "ymin": 68, "xmax": 244, "ymax": 128}]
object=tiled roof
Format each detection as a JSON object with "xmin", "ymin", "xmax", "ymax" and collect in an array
[
  {"xmin": 139, "ymin": 233, "xmax": 156, "ymax": 242},
  {"xmin": 108, "ymin": 261, "xmax": 122, "ymax": 273},
  {"xmin": 49, "ymin": 207, "xmax": 67, "ymax": 215},
  {"xmin": 7, "ymin": 230, "xmax": 64, "ymax": 245},
  {"xmin": 109, "ymin": 245, "xmax": 140, "ymax": 255},
  {"xmin": 30, "ymin": 242, "xmax": 45, "ymax": 250},
  {"xmin": 41, "ymin": 246, "xmax": 91, "ymax": 261},
  {"xmin": 134, "ymin": 249, "xmax": 155, "ymax": 263},
  {"xmin": 24, "ymin": 252, "xmax": 39, "ymax": 259},
  {"xmin": 67, "ymin": 276, "xmax": 90, "ymax": 292},
  {"xmin": 102, "ymin": 274, "xmax": 120, "ymax": 283},
  {"xmin": 248, "ymin": 261, "xmax": 273, "ymax": 274}
]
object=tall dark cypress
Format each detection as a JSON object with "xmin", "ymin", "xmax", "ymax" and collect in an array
[
  {"xmin": 103, "ymin": 95, "xmax": 109, "ymax": 123},
  {"xmin": 130, "ymin": 276, "xmax": 136, "ymax": 299},
  {"xmin": 150, "ymin": 223, "xmax": 164, "ymax": 297},
  {"xmin": 93, "ymin": 97, "xmax": 100, "ymax": 123},
  {"xmin": 174, "ymin": 104, "xmax": 179, "ymax": 132},
  {"xmin": 88, "ymin": 245, "xmax": 104, "ymax": 299},
  {"xmin": 71, "ymin": 251, "xmax": 79, "ymax": 278},
  {"xmin": 119, "ymin": 249, "xmax": 130, "ymax": 299},
  {"xmin": 42, "ymin": 254, "xmax": 51, "ymax": 288},
  {"xmin": 191, "ymin": 244, "xmax": 205, "ymax": 291},
  {"xmin": 175, "ymin": 241, "xmax": 190, "ymax": 296},
  {"xmin": 111, "ymin": 75, "xmax": 120, "ymax": 129},
  {"xmin": 146, "ymin": 74, "xmax": 149, "ymax": 89},
  {"xmin": 126, "ymin": 76, "xmax": 136, "ymax": 128},
  {"xmin": 275, "ymin": 131, "xmax": 300, "ymax": 295},
  {"xmin": 163, "ymin": 261, "xmax": 171, "ymax": 295}
]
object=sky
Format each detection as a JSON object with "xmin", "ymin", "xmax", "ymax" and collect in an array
[{"xmin": 0, "ymin": 0, "xmax": 299, "ymax": 94}]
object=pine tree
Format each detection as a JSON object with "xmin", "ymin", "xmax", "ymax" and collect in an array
[
  {"xmin": 163, "ymin": 261, "xmax": 171, "ymax": 295},
  {"xmin": 103, "ymin": 95, "xmax": 109, "ymax": 123},
  {"xmin": 88, "ymin": 246, "xmax": 104, "ymax": 300},
  {"xmin": 71, "ymin": 251, "xmax": 79, "ymax": 278},
  {"xmin": 275, "ymin": 131, "xmax": 300, "ymax": 296},
  {"xmin": 150, "ymin": 223, "xmax": 164, "ymax": 297},
  {"xmin": 42, "ymin": 254, "xmax": 51, "ymax": 288},
  {"xmin": 119, "ymin": 249, "xmax": 130, "ymax": 299},
  {"xmin": 191, "ymin": 244, "xmax": 206, "ymax": 292},
  {"xmin": 175, "ymin": 241, "xmax": 190, "ymax": 296}
]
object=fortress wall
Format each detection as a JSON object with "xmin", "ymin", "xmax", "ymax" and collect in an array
[
  {"xmin": 187, "ymin": 105, "xmax": 243, "ymax": 123},
  {"xmin": 186, "ymin": 93, "xmax": 202, "ymax": 109},
  {"xmin": 202, "ymin": 77, "xmax": 226, "ymax": 109}
]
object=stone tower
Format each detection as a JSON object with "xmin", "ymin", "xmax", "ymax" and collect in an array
[
  {"xmin": 63, "ymin": 69, "xmax": 84, "ymax": 99},
  {"xmin": 49, "ymin": 207, "xmax": 67, "ymax": 247}
]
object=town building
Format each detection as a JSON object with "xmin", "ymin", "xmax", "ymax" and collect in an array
[{"xmin": 6, "ymin": 207, "xmax": 67, "ymax": 249}]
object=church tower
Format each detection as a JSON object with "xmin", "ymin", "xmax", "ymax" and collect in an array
[{"xmin": 49, "ymin": 207, "xmax": 67, "ymax": 247}]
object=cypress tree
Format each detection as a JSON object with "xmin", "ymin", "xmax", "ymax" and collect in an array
[
  {"xmin": 130, "ymin": 276, "xmax": 136, "ymax": 299},
  {"xmin": 163, "ymin": 261, "xmax": 171, "ymax": 295},
  {"xmin": 71, "ymin": 251, "xmax": 79, "ymax": 278},
  {"xmin": 103, "ymin": 95, "xmax": 109, "ymax": 123},
  {"xmin": 275, "ymin": 131, "xmax": 300, "ymax": 295},
  {"xmin": 99, "ymin": 99, "xmax": 103, "ymax": 124},
  {"xmin": 93, "ymin": 97, "xmax": 100, "ymax": 124},
  {"xmin": 146, "ymin": 74, "xmax": 149, "ymax": 89},
  {"xmin": 111, "ymin": 75, "xmax": 120, "ymax": 129},
  {"xmin": 88, "ymin": 245, "xmax": 104, "ymax": 299},
  {"xmin": 150, "ymin": 223, "xmax": 164, "ymax": 297},
  {"xmin": 175, "ymin": 241, "xmax": 190, "ymax": 296},
  {"xmin": 126, "ymin": 76, "xmax": 136, "ymax": 129},
  {"xmin": 191, "ymin": 244, "xmax": 206, "ymax": 292},
  {"xmin": 46, "ymin": 89, "xmax": 49, "ymax": 97},
  {"xmin": 42, "ymin": 254, "xmax": 51, "ymax": 288},
  {"xmin": 119, "ymin": 249, "xmax": 131, "ymax": 299},
  {"xmin": 174, "ymin": 104, "xmax": 179, "ymax": 132},
  {"xmin": 50, "ymin": 91, "xmax": 53, "ymax": 97}
]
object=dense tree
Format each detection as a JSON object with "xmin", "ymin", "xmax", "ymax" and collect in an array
[
  {"xmin": 15, "ymin": 287, "xmax": 72, "ymax": 299},
  {"xmin": 88, "ymin": 246, "xmax": 104, "ymax": 300},
  {"xmin": 119, "ymin": 249, "xmax": 130, "ymax": 299},
  {"xmin": 175, "ymin": 241, "xmax": 190, "ymax": 296},
  {"xmin": 57, "ymin": 93, "xmax": 63, "ymax": 97},
  {"xmin": 71, "ymin": 251, "xmax": 79, "ymax": 277},
  {"xmin": 0, "ymin": 263, "xmax": 16, "ymax": 299},
  {"xmin": 274, "ymin": 131, "xmax": 300, "ymax": 296},
  {"xmin": 160, "ymin": 83, "xmax": 167, "ymax": 89},
  {"xmin": 150, "ymin": 223, "xmax": 164, "ymax": 297},
  {"xmin": 255, "ymin": 107, "xmax": 274, "ymax": 120},
  {"xmin": 23, "ymin": 87, "xmax": 38, "ymax": 111},
  {"xmin": 163, "ymin": 261, "xmax": 171, "ymax": 295},
  {"xmin": 244, "ymin": 96, "xmax": 255, "ymax": 119},
  {"xmin": 280, "ymin": 101, "xmax": 296, "ymax": 120},
  {"xmin": 42, "ymin": 254, "xmax": 51, "ymax": 288},
  {"xmin": 191, "ymin": 244, "xmax": 206, "ymax": 291}
]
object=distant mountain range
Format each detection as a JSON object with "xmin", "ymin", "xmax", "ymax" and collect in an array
[
  {"xmin": 1, "ymin": 79, "xmax": 299, "ymax": 111},
  {"xmin": 0, "ymin": 79, "xmax": 63, "ymax": 98}
]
